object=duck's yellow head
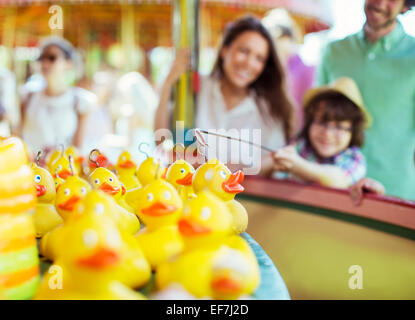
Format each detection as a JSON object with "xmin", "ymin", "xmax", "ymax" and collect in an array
[
  {"xmin": 192, "ymin": 159, "xmax": 244, "ymax": 201},
  {"xmin": 31, "ymin": 163, "xmax": 56, "ymax": 203},
  {"xmin": 70, "ymin": 190, "xmax": 122, "ymax": 227},
  {"xmin": 178, "ymin": 191, "xmax": 233, "ymax": 250},
  {"xmin": 136, "ymin": 157, "xmax": 166, "ymax": 187},
  {"xmin": 134, "ymin": 179, "xmax": 182, "ymax": 230},
  {"xmin": 55, "ymin": 175, "xmax": 91, "ymax": 221},
  {"xmin": 59, "ymin": 212, "xmax": 123, "ymax": 274},
  {"xmin": 89, "ymin": 167, "xmax": 126, "ymax": 200},
  {"xmin": 165, "ymin": 160, "xmax": 195, "ymax": 189},
  {"xmin": 115, "ymin": 150, "xmax": 137, "ymax": 173},
  {"xmin": 50, "ymin": 155, "xmax": 77, "ymax": 180}
]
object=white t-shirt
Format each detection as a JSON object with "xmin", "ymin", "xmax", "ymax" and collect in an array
[
  {"xmin": 195, "ymin": 76, "xmax": 286, "ymax": 174},
  {"xmin": 21, "ymin": 87, "xmax": 97, "ymax": 153}
]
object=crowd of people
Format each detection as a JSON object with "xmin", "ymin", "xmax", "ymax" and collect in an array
[{"xmin": 1, "ymin": 0, "xmax": 414, "ymax": 202}]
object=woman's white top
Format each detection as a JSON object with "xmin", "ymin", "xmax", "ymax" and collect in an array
[
  {"xmin": 195, "ymin": 76, "xmax": 285, "ymax": 174},
  {"xmin": 21, "ymin": 87, "xmax": 97, "ymax": 153}
]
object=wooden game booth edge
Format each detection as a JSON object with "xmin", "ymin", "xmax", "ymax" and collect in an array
[{"xmin": 240, "ymin": 176, "xmax": 415, "ymax": 237}]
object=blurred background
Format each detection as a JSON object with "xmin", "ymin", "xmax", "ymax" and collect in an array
[{"xmin": 0, "ymin": 0, "xmax": 414, "ymax": 162}]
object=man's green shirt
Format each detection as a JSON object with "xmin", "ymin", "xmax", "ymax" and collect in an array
[{"xmin": 317, "ymin": 23, "xmax": 415, "ymax": 200}]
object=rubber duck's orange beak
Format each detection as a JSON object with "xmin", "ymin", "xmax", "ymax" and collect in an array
[
  {"xmin": 76, "ymin": 156, "xmax": 84, "ymax": 164},
  {"xmin": 54, "ymin": 169, "xmax": 72, "ymax": 180},
  {"xmin": 222, "ymin": 170, "xmax": 244, "ymax": 194},
  {"xmin": 77, "ymin": 247, "xmax": 120, "ymax": 269},
  {"xmin": 119, "ymin": 160, "xmax": 136, "ymax": 169},
  {"xmin": 99, "ymin": 182, "xmax": 120, "ymax": 196},
  {"xmin": 141, "ymin": 201, "xmax": 177, "ymax": 217},
  {"xmin": 176, "ymin": 172, "xmax": 193, "ymax": 186},
  {"xmin": 58, "ymin": 195, "xmax": 81, "ymax": 211},
  {"xmin": 178, "ymin": 218, "xmax": 212, "ymax": 236},
  {"xmin": 35, "ymin": 184, "xmax": 47, "ymax": 197},
  {"xmin": 211, "ymin": 275, "xmax": 242, "ymax": 294}
]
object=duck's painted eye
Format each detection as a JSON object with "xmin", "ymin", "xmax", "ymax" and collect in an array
[
  {"xmin": 109, "ymin": 177, "xmax": 114, "ymax": 182},
  {"xmin": 95, "ymin": 203, "xmax": 104, "ymax": 214},
  {"xmin": 164, "ymin": 191, "xmax": 171, "ymax": 200},
  {"xmin": 77, "ymin": 203, "xmax": 85, "ymax": 214},
  {"xmin": 201, "ymin": 207, "xmax": 211, "ymax": 220},
  {"xmin": 219, "ymin": 170, "xmax": 227, "ymax": 179},
  {"xmin": 57, "ymin": 165, "xmax": 62, "ymax": 170},
  {"xmin": 81, "ymin": 187, "xmax": 87, "ymax": 195},
  {"xmin": 94, "ymin": 178, "xmax": 100, "ymax": 185},
  {"xmin": 64, "ymin": 188, "xmax": 70, "ymax": 196},
  {"xmin": 180, "ymin": 168, "xmax": 185, "ymax": 174},
  {"xmin": 147, "ymin": 193, "xmax": 154, "ymax": 201},
  {"xmin": 83, "ymin": 229, "xmax": 98, "ymax": 248},
  {"xmin": 205, "ymin": 170, "xmax": 213, "ymax": 181},
  {"xmin": 107, "ymin": 231, "xmax": 121, "ymax": 248},
  {"xmin": 183, "ymin": 205, "xmax": 191, "ymax": 217},
  {"xmin": 34, "ymin": 175, "xmax": 41, "ymax": 183}
]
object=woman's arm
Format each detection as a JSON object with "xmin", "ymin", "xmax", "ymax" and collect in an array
[
  {"xmin": 154, "ymin": 48, "xmax": 191, "ymax": 137},
  {"xmin": 273, "ymin": 145, "xmax": 353, "ymax": 188},
  {"xmin": 73, "ymin": 112, "xmax": 88, "ymax": 149}
]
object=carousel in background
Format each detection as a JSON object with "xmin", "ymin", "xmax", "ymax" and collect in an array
[
  {"xmin": 2, "ymin": 0, "xmax": 414, "ymax": 301},
  {"xmin": 0, "ymin": 0, "xmax": 332, "ymax": 161}
]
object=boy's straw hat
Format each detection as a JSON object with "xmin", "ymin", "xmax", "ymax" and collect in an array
[{"xmin": 303, "ymin": 77, "xmax": 372, "ymax": 127}]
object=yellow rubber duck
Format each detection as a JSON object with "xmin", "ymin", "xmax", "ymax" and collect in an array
[
  {"xmin": 192, "ymin": 159, "xmax": 248, "ymax": 234},
  {"xmin": 165, "ymin": 159, "xmax": 196, "ymax": 202},
  {"xmin": 54, "ymin": 175, "xmax": 92, "ymax": 221},
  {"xmin": 178, "ymin": 191, "xmax": 233, "ymax": 252},
  {"xmin": 136, "ymin": 157, "xmax": 166, "ymax": 187},
  {"xmin": 35, "ymin": 212, "xmax": 148, "ymax": 300},
  {"xmin": 115, "ymin": 150, "xmax": 141, "ymax": 191},
  {"xmin": 156, "ymin": 192, "xmax": 259, "ymax": 300},
  {"xmin": 133, "ymin": 179, "xmax": 184, "ymax": 269},
  {"xmin": 50, "ymin": 154, "xmax": 78, "ymax": 181},
  {"xmin": 156, "ymin": 237, "xmax": 260, "ymax": 300},
  {"xmin": 31, "ymin": 163, "xmax": 63, "ymax": 237},
  {"xmin": 68, "ymin": 190, "xmax": 149, "ymax": 288},
  {"xmin": 88, "ymin": 166, "xmax": 133, "ymax": 213},
  {"xmin": 39, "ymin": 175, "xmax": 92, "ymax": 260}
]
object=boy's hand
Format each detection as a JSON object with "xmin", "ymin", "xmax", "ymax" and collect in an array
[
  {"xmin": 272, "ymin": 145, "xmax": 299, "ymax": 172},
  {"xmin": 350, "ymin": 178, "xmax": 386, "ymax": 206}
]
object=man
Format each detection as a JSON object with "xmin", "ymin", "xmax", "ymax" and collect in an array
[{"xmin": 317, "ymin": 0, "xmax": 415, "ymax": 200}]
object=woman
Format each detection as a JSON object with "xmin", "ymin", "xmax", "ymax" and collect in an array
[
  {"xmin": 18, "ymin": 36, "xmax": 96, "ymax": 155},
  {"xmin": 155, "ymin": 16, "xmax": 294, "ymax": 176}
]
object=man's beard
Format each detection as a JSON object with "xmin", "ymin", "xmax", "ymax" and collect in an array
[
  {"xmin": 366, "ymin": 16, "xmax": 397, "ymax": 31},
  {"xmin": 365, "ymin": 6, "xmax": 398, "ymax": 31}
]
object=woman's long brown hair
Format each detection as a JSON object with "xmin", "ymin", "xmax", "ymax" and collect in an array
[{"xmin": 210, "ymin": 15, "xmax": 294, "ymax": 141}]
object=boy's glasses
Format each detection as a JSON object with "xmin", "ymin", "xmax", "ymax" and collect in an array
[
  {"xmin": 37, "ymin": 54, "xmax": 58, "ymax": 63},
  {"xmin": 312, "ymin": 121, "xmax": 353, "ymax": 134}
]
